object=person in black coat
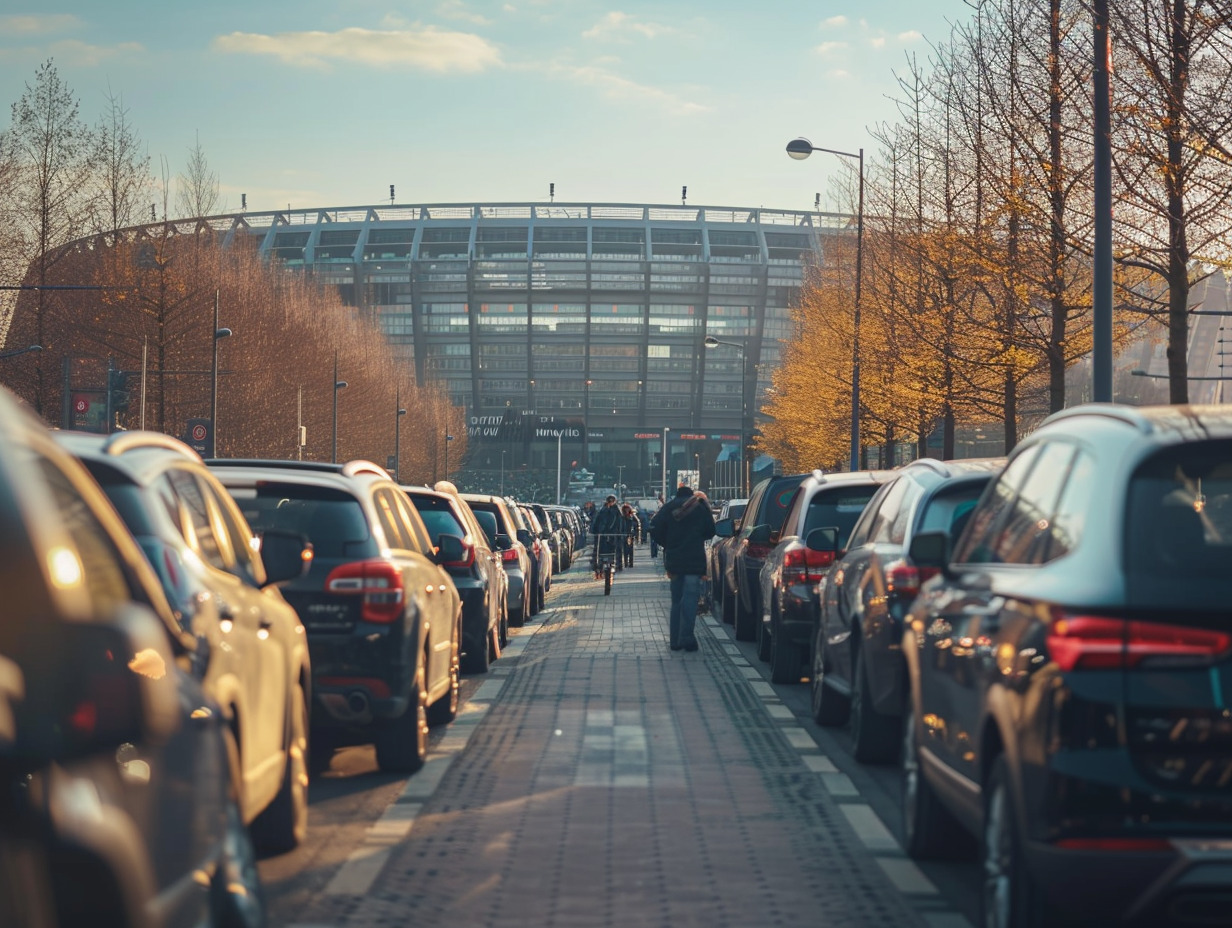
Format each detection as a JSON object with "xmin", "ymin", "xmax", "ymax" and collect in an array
[
  {"xmin": 649, "ymin": 485, "xmax": 715, "ymax": 651},
  {"xmin": 591, "ymin": 495, "xmax": 623, "ymax": 576}
]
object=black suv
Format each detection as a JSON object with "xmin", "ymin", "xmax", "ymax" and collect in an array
[
  {"xmin": 716, "ymin": 472, "xmax": 808, "ymax": 640},
  {"xmin": 0, "ymin": 386, "xmax": 264, "ymax": 928},
  {"xmin": 903, "ymin": 405, "xmax": 1232, "ymax": 927},
  {"xmin": 403, "ymin": 482, "xmax": 507, "ymax": 673},
  {"xmin": 755, "ymin": 470, "xmax": 890, "ymax": 684},
  {"xmin": 810, "ymin": 458, "xmax": 1000, "ymax": 762},
  {"xmin": 211, "ymin": 459, "xmax": 463, "ymax": 774},
  {"xmin": 56, "ymin": 430, "xmax": 313, "ymax": 853}
]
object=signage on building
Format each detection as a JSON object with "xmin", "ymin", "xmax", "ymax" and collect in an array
[
  {"xmin": 677, "ymin": 433, "xmax": 707, "ymax": 440},
  {"xmin": 634, "ymin": 432, "xmax": 661, "ymax": 440}
]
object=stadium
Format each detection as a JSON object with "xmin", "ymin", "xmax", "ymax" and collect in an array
[{"xmin": 217, "ymin": 201, "xmax": 843, "ymax": 496}]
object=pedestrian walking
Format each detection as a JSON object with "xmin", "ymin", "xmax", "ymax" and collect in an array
[
  {"xmin": 649, "ymin": 485, "xmax": 715, "ymax": 651},
  {"xmin": 620, "ymin": 503, "xmax": 639, "ymax": 567}
]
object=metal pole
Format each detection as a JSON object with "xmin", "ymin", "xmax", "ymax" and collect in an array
[
  {"xmin": 297, "ymin": 385, "xmax": 303, "ymax": 460},
  {"xmin": 332, "ymin": 353, "xmax": 339, "ymax": 464},
  {"xmin": 739, "ymin": 343, "xmax": 747, "ymax": 494},
  {"xmin": 500, "ymin": 450, "xmax": 506, "ymax": 496},
  {"xmin": 211, "ymin": 289, "xmax": 219, "ymax": 455},
  {"xmin": 1092, "ymin": 0, "xmax": 1113, "ymax": 402},
  {"xmin": 140, "ymin": 336, "xmax": 147, "ymax": 430},
  {"xmin": 556, "ymin": 431, "xmax": 563, "ymax": 504},
  {"xmin": 850, "ymin": 148, "xmax": 864, "ymax": 471},
  {"xmin": 661, "ymin": 427, "xmax": 670, "ymax": 501}
]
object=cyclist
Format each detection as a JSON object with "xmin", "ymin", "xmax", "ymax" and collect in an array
[{"xmin": 591, "ymin": 494, "xmax": 623, "ymax": 578}]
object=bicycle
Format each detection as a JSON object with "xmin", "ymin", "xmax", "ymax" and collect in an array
[{"xmin": 592, "ymin": 533, "xmax": 622, "ymax": 595}]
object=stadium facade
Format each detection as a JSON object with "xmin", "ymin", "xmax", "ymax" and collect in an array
[{"xmin": 223, "ymin": 202, "xmax": 843, "ymax": 496}]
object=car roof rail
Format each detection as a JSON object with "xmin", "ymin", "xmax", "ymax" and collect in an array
[
  {"xmin": 340, "ymin": 459, "xmax": 392, "ymax": 480},
  {"xmin": 204, "ymin": 458, "xmax": 346, "ymax": 473},
  {"xmin": 103, "ymin": 431, "xmax": 201, "ymax": 461},
  {"xmin": 1040, "ymin": 403, "xmax": 1149, "ymax": 432}
]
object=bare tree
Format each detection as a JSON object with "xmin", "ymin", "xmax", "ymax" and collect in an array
[
  {"xmin": 9, "ymin": 58, "xmax": 93, "ymax": 413},
  {"xmin": 87, "ymin": 86, "xmax": 152, "ymax": 235},
  {"xmin": 175, "ymin": 132, "xmax": 224, "ymax": 218}
]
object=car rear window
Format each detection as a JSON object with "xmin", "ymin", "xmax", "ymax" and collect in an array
[
  {"xmin": 804, "ymin": 486, "xmax": 877, "ymax": 544},
  {"xmin": 230, "ymin": 483, "xmax": 376, "ymax": 559},
  {"xmin": 415, "ymin": 507, "xmax": 465, "ymax": 544},
  {"xmin": 761, "ymin": 476, "xmax": 807, "ymax": 532},
  {"xmin": 1126, "ymin": 440, "xmax": 1232, "ymax": 610},
  {"xmin": 916, "ymin": 480, "xmax": 992, "ymax": 542}
]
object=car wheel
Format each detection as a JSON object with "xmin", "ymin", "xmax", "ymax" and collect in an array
[
  {"xmin": 810, "ymin": 621, "xmax": 849, "ymax": 726},
  {"xmin": 498, "ymin": 596, "xmax": 509, "ymax": 648},
  {"xmin": 902, "ymin": 694, "xmax": 970, "ymax": 860},
  {"xmin": 427, "ymin": 628, "xmax": 460, "ymax": 725},
  {"xmin": 249, "ymin": 679, "xmax": 309, "ymax": 854},
  {"xmin": 982, "ymin": 755, "xmax": 1064, "ymax": 928},
  {"xmin": 850, "ymin": 647, "xmax": 900, "ymax": 763},
  {"xmin": 462, "ymin": 618, "xmax": 491, "ymax": 675},
  {"xmin": 374, "ymin": 663, "xmax": 428, "ymax": 774},
  {"xmin": 769, "ymin": 602, "xmax": 801, "ymax": 684},
  {"xmin": 733, "ymin": 588, "xmax": 757, "ymax": 642},
  {"xmin": 756, "ymin": 610, "xmax": 772, "ymax": 662},
  {"xmin": 509, "ymin": 595, "xmax": 526, "ymax": 628},
  {"xmin": 719, "ymin": 582, "xmax": 735, "ymax": 626},
  {"xmin": 212, "ymin": 731, "xmax": 268, "ymax": 928},
  {"xmin": 535, "ymin": 581, "xmax": 545, "ymax": 614}
]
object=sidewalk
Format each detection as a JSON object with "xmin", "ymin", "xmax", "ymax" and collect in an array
[{"xmin": 292, "ymin": 550, "xmax": 945, "ymax": 928}]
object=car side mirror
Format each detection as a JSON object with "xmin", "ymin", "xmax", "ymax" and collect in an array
[
  {"xmin": 714, "ymin": 517, "xmax": 734, "ymax": 538},
  {"xmin": 747, "ymin": 523, "xmax": 772, "ymax": 546},
  {"xmin": 7, "ymin": 603, "xmax": 181, "ymax": 763},
  {"xmin": 908, "ymin": 531, "xmax": 950, "ymax": 574},
  {"xmin": 516, "ymin": 528, "xmax": 534, "ymax": 547},
  {"xmin": 434, "ymin": 533, "xmax": 465, "ymax": 565},
  {"xmin": 494, "ymin": 533, "xmax": 514, "ymax": 551},
  {"xmin": 804, "ymin": 526, "xmax": 840, "ymax": 554},
  {"xmin": 259, "ymin": 529, "xmax": 313, "ymax": 585}
]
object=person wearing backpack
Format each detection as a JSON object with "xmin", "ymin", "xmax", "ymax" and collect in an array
[{"xmin": 649, "ymin": 485, "xmax": 715, "ymax": 652}]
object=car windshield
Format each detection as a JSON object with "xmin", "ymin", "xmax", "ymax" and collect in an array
[
  {"xmin": 804, "ymin": 487, "xmax": 877, "ymax": 544},
  {"xmin": 232, "ymin": 483, "xmax": 376, "ymax": 559},
  {"xmin": 1126, "ymin": 440, "xmax": 1232, "ymax": 611},
  {"xmin": 764, "ymin": 477, "xmax": 807, "ymax": 532}
]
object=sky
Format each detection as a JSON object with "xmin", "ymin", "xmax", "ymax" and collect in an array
[{"xmin": 0, "ymin": 1, "xmax": 976, "ymax": 217}]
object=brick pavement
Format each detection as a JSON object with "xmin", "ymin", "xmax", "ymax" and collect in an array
[{"xmin": 292, "ymin": 548, "xmax": 936, "ymax": 928}]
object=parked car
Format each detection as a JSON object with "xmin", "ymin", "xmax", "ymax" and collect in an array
[
  {"xmin": 755, "ymin": 471, "xmax": 890, "ymax": 685},
  {"xmin": 542, "ymin": 505, "xmax": 575, "ymax": 571},
  {"xmin": 718, "ymin": 474, "xmax": 809, "ymax": 641},
  {"xmin": 902, "ymin": 404, "xmax": 1232, "ymax": 927},
  {"xmin": 463, "ymin": 493, "xmax": 534, "ymax": 627},
  {"xmin": 211, "ymin": 459, "xmax": 462, "ymax": 774},
  {"xmin": 402, "ymin": 481, "xmax": 507, "ymax": 673},
  {"xmin": 514, "ymin": 503, "xmax": 552, "ymax": 614},
  {"xmin": 708, "ymin": 498, "xmax": 747, "ymax": 600},
  {"xmin": 810, "ymin": 459, "xmax": 1001, "ymax": 762},
  {"xmin": 55, "ymin": 430, "xmax": 314, "ymax": 853},
  {"xmin": 531, "ymin": 503, "xmax": 568, "ymax": 573},
  {"xmin": 0, "ymin": 385, "xmax": 265, "ymax": 928}
]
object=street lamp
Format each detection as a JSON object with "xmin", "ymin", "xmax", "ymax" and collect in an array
[
  {"xmin": 394, "ymin": 397, "xmax": 407, "ymax": 481},
  {"xmin": 704, "ymin": 335, "xmax": 747, "ymax": 495},
  {"xmin": 787, "ymin": 136, "xmax": 864, "ymax": 471},
  {"xmin": 0, "ymin": 344, "xmax": 42, "ymax": 360},
  {"xmin": 555, "ymin": 430, "xmax": 564, "ymax": 504},
  {"xmin": 444, "ymin": 433, "xmax": 455, "ymax": 478},
  {"xmin": 332, "ymin": 353, "xmax": 347, "ymax": 464},
  {"xmin": 211, "ymin": 290, "xmax": 232, "ymax": 458},
  {"xmin": 500, "ymin": 449, "xmax": 506, "ymax": 496}
]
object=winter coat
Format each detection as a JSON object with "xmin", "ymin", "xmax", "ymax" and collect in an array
[{"xmin": 651, "ymin": 491, "xmax": 715, "ymax": 575}]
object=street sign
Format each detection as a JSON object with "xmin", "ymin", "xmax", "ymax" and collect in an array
[{"xmin": 186, "ymin": 418, "xmax": 213, "ymax": 457}]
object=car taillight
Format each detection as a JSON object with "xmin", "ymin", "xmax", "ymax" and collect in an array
[
  {"xmin": 442, "ymin": 541, "xmax": 476, "ymax": 569},
  {"xmin": 1054, "ymin": 837, "xmax": 1172, "ymax": 852},
  {"xmin": 1047, "ymin": 611, "xmax": 1232, "ymax": 672},
  {"xmin": 502, "ymin": 548, "xmax": 520, "ymax": 563},
  {"xmin": 747, "ymin": 542, "xmax": 774, "ymax": 560},
  {"xmin": 886, "ymin": 560, "xmax": 921, "ymax": 599},
  {"xmin": 324, "ymin": 559, "xmax": 404, "ymax": 624},
  {"xmin": 532, "ymin": 540, "xmax": 541, "ymax": 558},
  {"xmin": 782, "ymin": 547, "xmax": 835, "ymax": 584}
]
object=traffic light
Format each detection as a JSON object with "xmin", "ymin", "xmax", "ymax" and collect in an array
[{"xmin": 108, "ymin": 370, "xmax": 132, "ymax": 413}]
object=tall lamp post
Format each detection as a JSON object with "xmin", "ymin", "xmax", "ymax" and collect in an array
[
  {"xmin": 332, "ymin": 353, "xmax": 347, "ymax": 464},
  {"xmin": 660, "ymin": 426, "xmax": 670, "ymax": 501},
  {"xmin": 394, "ymin": 395, "xmax": 407, "ymax": 481},
  {"xmin": 211, "ymin": 290, "xmax": 232, "ymax": 458},
  {"xmin": 787, "ymin": 137, "xmax": 864, "ymax": 471},
  {"xmin": 500, "ymin": 449, "xmax": 506, "ymax": 496},
  {"xmin": 555, "ymin": 430, "xmax": 564, "ymax": 504},
  {"xmin": 703, "ymin": 335, "xmax": 746, "ymax": 495},
  {"xmin": 444, "ymin": 432, "xmax": 455, "ymax": 478}
]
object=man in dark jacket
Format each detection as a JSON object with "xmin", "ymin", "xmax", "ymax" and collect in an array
[
  {"xmin": 591, "ymin": 495, "xmax": 623, "ymax": 576},
  {"xmin": 650, "ymin": 485, "xmax": 716, "ymax": 651}
]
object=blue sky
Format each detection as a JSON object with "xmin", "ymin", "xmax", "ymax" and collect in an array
[{"xmin": 0, "ymin": 2, "xmax": 974, "ymax": 215}]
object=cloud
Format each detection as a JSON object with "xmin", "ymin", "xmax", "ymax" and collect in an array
[
  {"xmin": 897, "ymin": 30, "xmax": 922, "ymax": 42},
  {"xmin": 47, "ymin": 39, "xmax": 144, "ymax": 67},
  {"xmin": 0, "ymin": 14, "xmax": 81, "ymax": 35},
  {"xmin": 524, "ymin": 61, "xmax": 708, "ymax": 115},
  {"xmin": 212, "ymin": 26, "xmax": 502, "ymax": 73},
  {"xmin": 821, "ymin": 15, "xmax": 847, "ymax": 28},
  {"xmin": 814, "ymin": 41, "xmax": 846, "ymax": 55},
  {"xmin": 829, "ymin": 69, "xmax": 850, "ymax": 80},
  {"xmin": 437, "ymin": 0, "xmax": 493, "ymax": 26},
  {"xmin": 869, "ymin": 36, "xmax": 885, "ymax": 48},
  {"xmin": 583, "ymin": 11, "xmax": 673, "ymax": 41}
]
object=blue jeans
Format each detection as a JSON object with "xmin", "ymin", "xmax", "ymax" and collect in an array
[{"xmin": 669, "ymin": 573, "xmax": 702, "ymax": 649}]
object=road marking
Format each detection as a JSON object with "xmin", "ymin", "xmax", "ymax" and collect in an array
[
  {"xmin": 782, "ymin": 728, "xmax": 816, "ymax": 750},
  {"xmin": 765, "ymin": 704, "xmax": 794, "ymax": 720},
  {"xmin": 802, "ymin": 755, "xmax": 838, "ymax": 774},
  {"xmin": 748, "ymin": 680, "xmax": 776, "ymax": 698},
  {"xmin": 876, "ymin": 858, "xmax": 939, "ymax": 896},
  {"xmin": 840, "ymin": 804, "xmax": 899, "ymax": 853},
  {"xmin": 820, "ymin": 771, "xmax": 859, "ymax": 797}
]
